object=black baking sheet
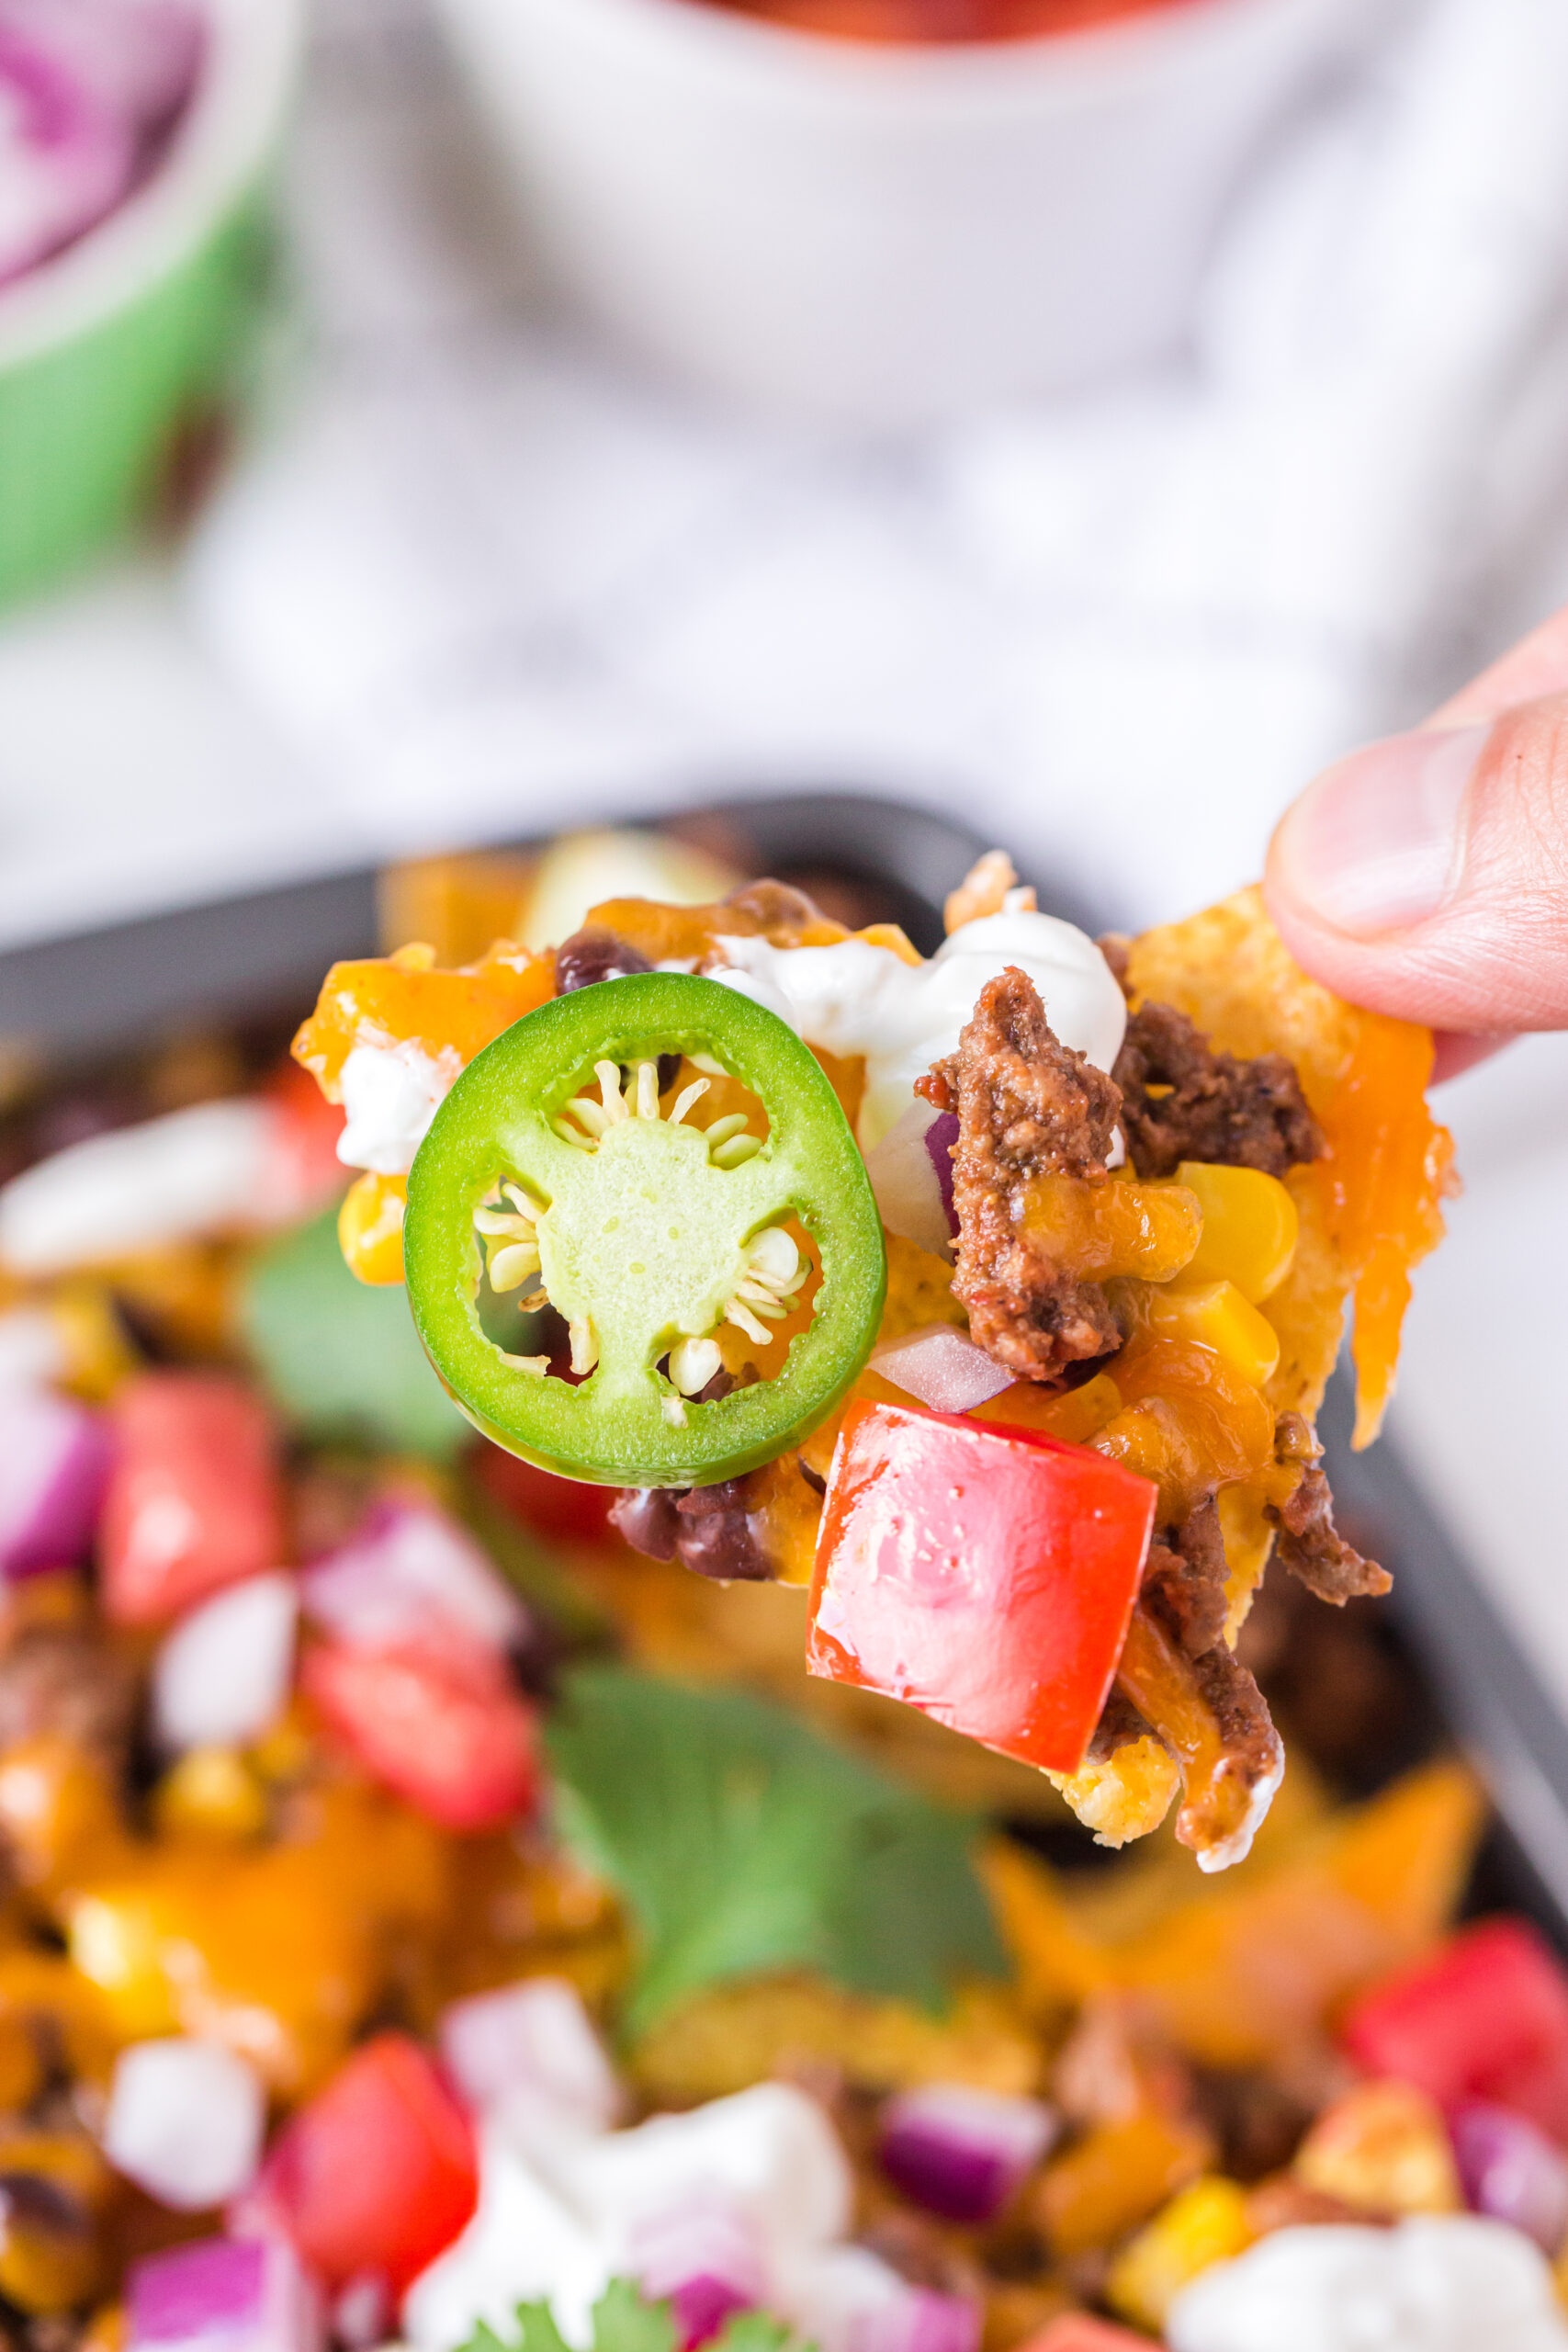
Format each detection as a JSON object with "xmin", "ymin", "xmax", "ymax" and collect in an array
[{"xmin": 0, "ymin": 791, "xmax": 1559, "ymax": 1937}]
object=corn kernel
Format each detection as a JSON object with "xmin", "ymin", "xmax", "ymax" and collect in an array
[
  {"xmin": 50, "ymin": 1281, "xmax": 140, "ymax": 1402},
  {"xmin": 1293, "ymin": 2079, "xmax": 1461, "ymax": 2217},
  {"xmin": 1144, "ymin": 1280, "xmax": 1280, "ymax": 1388},
  {"xmin": 338, "ymin": 1170, "xmax": 407, "ymax": 1286},
  {"xmin": 153, "ymin": 1748, "xmax": 270, "ymax": 1846},
  {"xmin": 1107, "ymin": 2176, "xmax": 1255, "ymax": 2333},
  {"xmin": 1020, "ymin": 1174, "xmax": 1201, "ymax": 1286},
  {"xmin": 1174, "ymin": 1162, "xmax": 1298, "ymax": 1302}
]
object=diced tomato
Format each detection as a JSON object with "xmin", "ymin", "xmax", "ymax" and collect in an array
[
  {"xmin": 1019, "ymin": 2320, "xmax": 1152, "ymax": 2352},
  {"xmin": 301, "ymin": 1637, "xmax": 538, "ymax": 1832},
  {"xmin": 243, "ymin": 2031, "xmax": 478, "ymax": 2292},
  {"xmin": 262, "ymin": 1059, "xmax": 349, "ymax": 1222},
  {"xmin": 1342, "ymin": 1919, "xmax": 1568, "ymax": 2143},
  {"xmin": 100, "ymin": 1374, "xmax": 283, "ymax": 1627},
  {"xmin": 806, "ymin": 1401, "xmax": 1156, "ymax": 1774},
  {"xmin": 476, "ymin": 1443, "xmax": 615, "ymax": 1545}
]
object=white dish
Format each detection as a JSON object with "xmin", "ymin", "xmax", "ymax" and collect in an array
[{"xmin": 431, "ymin": 0, "xmax": 1408, "ymax": 424}]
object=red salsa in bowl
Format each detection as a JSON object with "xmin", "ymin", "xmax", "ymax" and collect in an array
[{"xmin": 694, "ymin": 0, "xmax": 1204, "ymax": 44}]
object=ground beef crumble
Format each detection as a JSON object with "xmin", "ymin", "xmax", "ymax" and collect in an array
[
  {"xmin": 1185, "ymin": 1635, "xmax": 1284, "ymax": 1825},
  {"xmin": 1141, "ymin": 1495, "xmax": 1231, "ymax": 1661},
  {"xmin": 1268, "ymin": 1415, "xmax": 1391, "ymax": 1603},
  {"xmin": 0, "ymin": 1623, "xmax": 136, "ymax": 1771},
  {"xmin": 1112, "ymin": 1000, "xmax": 1323, "ymax": 1180},
  {"xmin": 919, "ymin": 967, "xmax": 1123, "ymax": 1384}
]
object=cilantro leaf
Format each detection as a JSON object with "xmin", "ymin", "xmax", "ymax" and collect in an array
[
  {"xmin": 242, "ymin": 1210, "xmax": 467, "ymax": 1459},
  {"xmin": 582, "ymin": 2283, "xmax": 678, "ymax": 2352},
  {"xmin": 712, "ymin": 2318, "xmax": 796, "ymax": 2352},
  {"xmin": 546, "ymin": 1666, "xmax": 1007, "ymax": 2038},
  {"xmin": 513, "ymin": 2305, "xmax": 588, "ymax": 2352},
  {"xmin": 460, "ymin": 2282, "xmax": 796, "ymax": 2352}
]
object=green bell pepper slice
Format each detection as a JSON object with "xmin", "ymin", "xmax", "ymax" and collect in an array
[{"xmin": 403, "ymin": 971, "xmax": 887, "ymax": 1486}]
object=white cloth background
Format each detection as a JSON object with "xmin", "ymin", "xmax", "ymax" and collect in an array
[{"xmin": 184, "ymin": 0, "xmax": 1568, "ymax": 931}]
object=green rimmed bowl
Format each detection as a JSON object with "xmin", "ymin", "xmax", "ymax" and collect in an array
[{"xmin": 0, "ymin": 0, "xmax": 305, "ymax": 608}]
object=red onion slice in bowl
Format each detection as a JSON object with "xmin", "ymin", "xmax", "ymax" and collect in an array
[
  {"xmin": 1450, "ymin": 2100, "xmax": 1568, "ymax": 2253},
  {"xmin": 0, "ymin": 24, "xmax": 135, "ymax": 287},
  {"xmin": 0, "ymin": 0, "xmax": 207, "ymax": 289},
  {"xmin": 871, "ymin": 1326, "xmax": 1012, "ymax": 1415}
]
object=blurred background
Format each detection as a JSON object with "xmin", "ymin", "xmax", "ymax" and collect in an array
[{"xmin": 1, "ymin": 0, "xmax": 1567, "ymax": 1759}]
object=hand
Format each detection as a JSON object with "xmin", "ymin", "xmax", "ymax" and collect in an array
[{"xmin": 1264, "ymin": 605, "xmax": 1568, "ymax": 1079}]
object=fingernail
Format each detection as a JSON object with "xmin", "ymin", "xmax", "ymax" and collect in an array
[{"xmin": 1275, "ymin": 721, "xmax": 1491, "ymax": 937}]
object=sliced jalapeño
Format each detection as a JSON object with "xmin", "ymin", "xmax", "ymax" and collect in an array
[{"xmin": 403, "ymin": 972, "xmax": 886, "ymax": 1486}]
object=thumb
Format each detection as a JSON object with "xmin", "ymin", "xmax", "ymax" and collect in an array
[{"xmin": 1264, "ymin": 694, "xmax": 1568, "ymax": 1040}]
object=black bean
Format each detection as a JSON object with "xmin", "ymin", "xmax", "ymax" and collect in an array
[
  {"xmin": 609, "ymin": 1487, "xmax": 683, "ymax": 1561},
  {"xmin": 0, "ymin": 2172, "xmax": 91, "ymax": 2240},
  {"xmin": 556, "ymin": 932, "xmax": 681, "ymax": 1091},
  {"xmin": 675, "ymin": 1482, "xmax": 772, "ymax": 1582},
  {"xmin": 555, "ymin": 929, "xmax": 654, "ymax": 993}
]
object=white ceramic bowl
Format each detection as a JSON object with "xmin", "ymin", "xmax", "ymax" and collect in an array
[{"xmin": 431, "ymin": 0, "xmax": 1406, "ymax": 424}]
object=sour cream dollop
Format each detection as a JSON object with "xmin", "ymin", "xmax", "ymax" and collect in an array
[
  {"xmin": 336, "ymin": 1041, "xmax": 459, "ymax": 1176},
  {"xmin": 711, "ymin": 910, "xmax": 1126, "ymax": 1150},
  {"xmin": 1166, "ymin": 2217, "xmax": 1568, "ymax": 2352}
]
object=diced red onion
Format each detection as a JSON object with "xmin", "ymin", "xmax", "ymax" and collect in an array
[
  {"xmin": 1450, "ymin": 2100, "xmax": 1568, "ymax": 2254},
  {"xmin": 858, "ymin": 2289, "xmax": 980, "ymax": 2352},
  {"xmin": 781, "ymin": 2248, "xmax": 980, "ymax": 2352},
  {"xmin": 439, "ymin": 1977, "xmax": 621, "ymax": 2131},
  {"xmin": 878, "ymin": 2086, "xmax": 1056, "ymax": 2225},
  {"xmin": 0, "ymin": 1385, "xmax": 111, "ymax": 1580},
  {"xmin": 634, "ymin": 2204, "xmax": 764, "ymax": 2350},
  {"xmin": 863, "ymin": 1103, "xmax": 954, "ymax": 1263},
  {"xmin": 870, "ymin": 1327, "xmax": 1011, "ymax": 1416},
  {"xmin": 922, "ymin": 1114, "xmax": 959, "ymax": 1237},
  {"xmin": 301, "ymin": 1500, "xmax": 527, "ymax": 1661},
  {"xmin": 568, "ymin": 2084, "xmax": 852, "ymax": 2275},
  {"xmin": 128, "ymin": 2233, "xmax": 321, "ymax": 2352},
  {"xmin": 152, "ymin": 1574, "xmax": 299, "ymax": 1753},
  {"xmin": 106, "ymin": 2038, "xmax": 266, "ymax": 2211}
]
